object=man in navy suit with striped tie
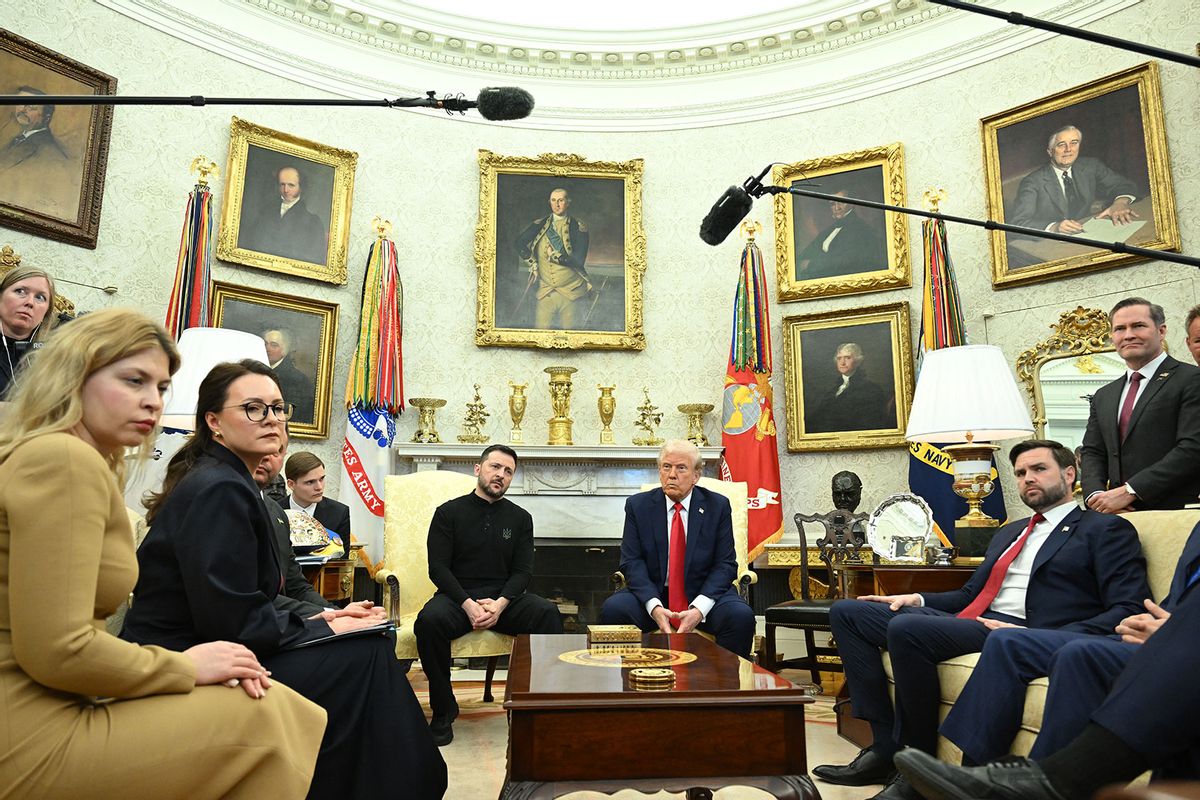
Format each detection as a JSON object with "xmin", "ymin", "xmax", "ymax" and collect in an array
[
  {"xmin": 896, "ymin": 524, "xmax": 1200, "ymax": 798},
  {"xmin": 599, "ymin": 439, "xmax": 755, "ymax": 659},
  {"xmin": 812, "ymin": 439, "xmax": 1149, "ymax": 800}
]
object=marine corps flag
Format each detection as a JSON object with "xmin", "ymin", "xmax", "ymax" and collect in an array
[
  {"xmin": 909, "ymin": 218, "xmax": 1006, "ymax": 541},
  {"xmin": 720, "ymin": 231, "xmax": 783, "ymax": 560}
]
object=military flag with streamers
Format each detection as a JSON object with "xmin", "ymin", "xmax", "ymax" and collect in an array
[
  {"xmin": 909, "ymin": 218, "xmax": 1006, "ymax": 541},
  {"xmin": 338, "ymin": 230, "xmax": 404, "ymax": 574},
  {"xmin": 720, "ymin": 233, "xmax": 783, "ymax": 560},
  {"xmin": 164, "ymin": 170, "xmax": 216, "ymax": 339}
]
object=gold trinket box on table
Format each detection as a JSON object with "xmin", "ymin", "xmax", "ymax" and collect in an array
[{"xmin": 586, "ymin": 624, "xmax": 642, "ymax": 646}]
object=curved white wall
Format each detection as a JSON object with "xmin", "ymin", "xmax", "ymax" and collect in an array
[{"xmin": 2, "ymin": 0, "xmax": 1197, "ymax": 521}]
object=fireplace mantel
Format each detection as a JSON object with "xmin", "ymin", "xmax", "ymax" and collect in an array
[{"xmin": 393, "ymin": 443, "xmax": 724, "ymax": 540}]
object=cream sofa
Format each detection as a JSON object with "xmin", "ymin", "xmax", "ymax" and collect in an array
[{"xmin": 881, "ymin": 509, "xmax": 1198, "ymax": 762}]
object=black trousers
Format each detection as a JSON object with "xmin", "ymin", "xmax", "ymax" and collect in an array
[{"xmin": 414, "ymin": 590, "xmax": 562, "ymax": 716}]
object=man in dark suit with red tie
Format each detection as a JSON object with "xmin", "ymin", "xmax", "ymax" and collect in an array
[
  {"xmin": 934, "ymin": 516, "xmax": 1200, "ymax": 768},
  {"xmin": 896, "ymin": 522, "xmax": 1200, "ymax": 798},
  {"xmin": 1081, "ymin": 297, "xmax": 1200, "ymax": 513},
  {"xmin": 812, "ymin": 439, "xmax": 1149, "ymax": 800},
  {"xmin": 599, "ymin": 439, "xmax": 755, "ymax": 659}
]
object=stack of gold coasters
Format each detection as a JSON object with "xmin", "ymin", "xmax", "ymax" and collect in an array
[
  {"xmin": 629, "ymin": 667, "xmax": 676, "ymax": 691},
  {"xmin": 586, "ymin": 624, "xmax": 641, "ymax": 647}
]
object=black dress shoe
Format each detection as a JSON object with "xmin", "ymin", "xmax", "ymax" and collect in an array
[
  {"xmin": 813, "ymin": 747, "xmax": 896, "ymax": 786},
  {"xmin": 870, "ymin": 773, "xmax": 924, "ymax": 800},
  {"xmin": 429, "ymin": 706, "xmax": 460, "ymax": 747},
  {"xmin": 894, "ymin": 748, "xmax": 1069, "ymax": 800}
]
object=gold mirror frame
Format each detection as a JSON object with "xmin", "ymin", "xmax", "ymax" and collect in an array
[
  {"xmin": 1014, "ymin": 306, "xmax": 1112, "ymax": 437},
  {"xmin": 0, "ymin": 245, "xmax": 76, "ymax": 316}
]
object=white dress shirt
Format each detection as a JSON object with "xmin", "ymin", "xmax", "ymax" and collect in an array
[
  {"xmin": 644, "ymin": 490, "xmax": 716, "ymax": 621},
  {"xmin": 289, "ymin": 496, "xmax": 317, "ymax": 515},
  {"xmin": 988, "ymin": 499, "xmax": 1077, "ymax": 619}
]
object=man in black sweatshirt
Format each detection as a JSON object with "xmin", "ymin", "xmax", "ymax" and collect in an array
[{"xmin": 414, "ymin": 444, "xmax": 563, "ymax": 746}]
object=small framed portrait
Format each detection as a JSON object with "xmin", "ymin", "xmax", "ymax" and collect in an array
[
  {"xmin": 216, "ymin": 117, "xmax": 357, "ymax": 285},
  {"xmin": 982, "ymin": 62, "xmax": 1178, "ymax": 288},
  {"xmin": 474, "ymin": 150, "xmax": 646, "ymax": 351},
  {"xmin": 210, "ymin": 280, "xmax": 340, "ymax": 440},
  {"xmin": 772, "ymin": 142, "xmax": 911, "ymax": 302},
  {"xmin": 781, "ymin": 301, "xmax": 914, "ymax": 452},
  {"xmin": 0, "ymin": 29, "xmax": 116, "ymax": 249}
]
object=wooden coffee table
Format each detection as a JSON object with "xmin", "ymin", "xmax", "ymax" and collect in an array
[{"xmin": 499, "ymin": 633, "xmax": 819, "ymax": 799}]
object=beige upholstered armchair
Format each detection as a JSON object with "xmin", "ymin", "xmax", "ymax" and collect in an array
[
  {"xmin": 374, "ymin": 470, "xmax": 514, "ymax": 702},
  {"xmin": 613, "ymin": 478, "xmax": 758, "ymax": 602}
]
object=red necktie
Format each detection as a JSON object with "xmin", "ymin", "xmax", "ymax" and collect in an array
[
  {"xmin": 668, "ymin": 502, "xmax": 688, "ymax": 614},
  {"xmin": 957, "ymin": 513, "xmax": 1044, "ymax": 620},
  {"xmin": 1117, "ymin": 372, "xmax": 1144, "ymax": 441}
]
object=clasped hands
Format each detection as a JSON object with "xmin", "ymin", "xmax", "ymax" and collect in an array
[
  {"xmin": 312, "ymin": 600, "xmax": 388, "ymax": 630},
  {"xmin": 462, "ymin": 596, "xmax": 510, "ymax": 630},
  {"xmin": 1116, "ymin": 598, "xmax": 1170, "ymax": 645},
  {"xmin": 651, "ymin": 605, "xmax": 702, "ymax": 635}
]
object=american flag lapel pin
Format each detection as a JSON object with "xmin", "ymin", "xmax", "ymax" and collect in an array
[{"xmin": 698, "ymin": 507, "xmax": 705, "ymax": 514}]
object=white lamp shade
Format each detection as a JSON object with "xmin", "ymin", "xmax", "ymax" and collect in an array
[
  {"xmin": 160, "ymin": 328, "xmax": 269, "ymax": 431},
  {"xmin": 905, "ymin": 344, "xmax": 1033, "ymax": 443}
]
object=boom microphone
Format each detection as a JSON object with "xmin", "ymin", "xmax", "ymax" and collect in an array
[
  {"xmin": 699, "ymin": 186, "xmax": 753, "ymax": 246},
  {"xmin": 395, "ymin": 87, "xmax": 535, "ymax": 120},
  {"xmin": 699, "ymin": 164, "xmax": 777, "ymax": 245}
]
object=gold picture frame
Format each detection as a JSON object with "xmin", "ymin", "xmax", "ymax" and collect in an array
[
  {"xmin": 782, "ymin": 301, "xmax": 914, "ymax": 452},
  {"xmin": 0, "ymin": 29, "xmax": 117, "ymax": 249},
  {"xmin": 772, "ymin": 142, "xmax": 911, "ymax": 302},
  {"xmin": 982, "ymin": 62, "xmax": 1178, "ymax": 288},
  {"xmin": 216, "ymin": 117, "xmax": 358, "ymax": 285},
  {"xmin": 210, "ymin": 280, "xmax": 339, "ymax": 440},
  {"xmin": 474, "ymin": 150, "xmax": 646, "ymax": 350}
]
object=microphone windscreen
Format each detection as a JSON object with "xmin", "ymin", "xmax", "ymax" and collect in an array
[
  {"xmin": 700, "ymin": 186, "xmax": 753, "ymax": 245},
  {"xmin": 477, "ymin": 87, "xmax": 535, "ymax": 120}
]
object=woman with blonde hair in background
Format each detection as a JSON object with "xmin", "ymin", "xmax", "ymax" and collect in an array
[
  {"xmin": 0, "ymin": 264, "xmax": 59, "ymax": 397},
  {"xmin": 0, "ymin": 308, "xmax": 326, "ymax": 800}
]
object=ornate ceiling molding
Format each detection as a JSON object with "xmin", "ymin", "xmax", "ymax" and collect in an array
[{"xmin": 97, "ymin": 0, "xmax": 1141, "ymax": 130}]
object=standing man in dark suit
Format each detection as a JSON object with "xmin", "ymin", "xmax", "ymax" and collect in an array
[
  {"xmin": 938, "ymin": 516, "xmax": 1200, "ymax": 767},
  {"xmin": 1008, "ymin": 125, "xmax": 1139, "ymax": 234},
  {"xmin": 285, "ymin": 451, "xmax": 351, "ymax": 554},
  {"xmin": 897, "ymin": 548, "xmax": 1200, "ymax": 799},
  {"xmin": 599, "ymin": 439, "xmax": 756, "ymax": 659},
  {"xmin": 812, "ymin": 439, "xmax": 1149, "ymax": 800},
  {"xmin": 1081, "ymin": 297, "xmax": 1200, "ymax": 513},
  {"xmin": 414, "ymin": 444, "xmax": 563, "ymax": 746},
  {"xmin": 795, "ymin": 191, "xmax": 887, "ymax": 280}
]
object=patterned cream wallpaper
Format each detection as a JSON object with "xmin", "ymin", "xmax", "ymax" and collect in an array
[{"xmin": 2, "ymin": 0, "xmax": 1198, "ymax": 526}]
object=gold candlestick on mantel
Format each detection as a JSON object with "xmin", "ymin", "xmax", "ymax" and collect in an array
[
  {"xmin": 678, "ymin": 403, "xmax": 714, "ymax": 447},
  {"xmin": 508, "ymin": 382, "xmax": 528, "ymax": 444},
  {"xmin": 633, "ymin": 387, "xmax": 664, "ymax": 447},
  {"xmin": 457, "ymin": 384, "xmax": 489, "ymax": 444},
  {"xmin": 544, "ymin": 366, "xmax": 577, "ymax": 445},
  {"xmin": 597, "ymin": 385, "xmax": 616, "ymax": 445},
  {"xmin": 409, "ymin": 397, "xmax": 446, "ymax": 443}
]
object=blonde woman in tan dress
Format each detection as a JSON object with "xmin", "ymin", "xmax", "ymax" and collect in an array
[{"xmin": 0, "ymin": 309, "xmax": 327, "ymax": 799}]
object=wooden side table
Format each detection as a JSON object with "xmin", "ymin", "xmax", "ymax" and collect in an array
[
  {"xmin": 302, "ymin": 559, "xmax": 355, "ymax": 604},
  {"xmin": 837, "ymin": 563, "xmax": 975, "ymax": 598}
]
